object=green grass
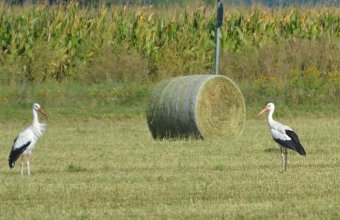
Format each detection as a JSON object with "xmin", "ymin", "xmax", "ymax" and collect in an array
[
  {"xmin": 0, "ymin": 3, "xmax": 338, "ymax": 218},
  {"xmin": 0, "ymin": 79, "xmax": 338, "ymax": 122},
  {"xmin": 0, "ymin": 115, "xmax": 339, "ymax": 219}
]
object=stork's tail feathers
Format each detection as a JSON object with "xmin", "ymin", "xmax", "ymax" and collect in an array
[
  {"xmin": 285, "ymin": 130, "xmax": 306, "ymax": 156},
  {"xmin": 9, "ymin": 161, "xmax": 15, "ymax": 169},
  {"xmin": 297, "ymin": 144, "xmax": 306, "ymax": 156},
  {"xmin": 8, "ymin": 152, "xmax": 20, "ymax": 169}
]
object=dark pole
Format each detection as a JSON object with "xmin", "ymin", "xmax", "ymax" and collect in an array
[{"xmin": 215, "ymin": 0, "xmax": 223, "ymax": 75}]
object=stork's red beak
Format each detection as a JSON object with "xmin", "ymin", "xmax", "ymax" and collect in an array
[
  {"xmin": 257, "ymin": 107, "xmax": 269, "ymax": 116},
  {"xmin": 38, "ymin": 108, "xmax": 48, "ymax": 118}
]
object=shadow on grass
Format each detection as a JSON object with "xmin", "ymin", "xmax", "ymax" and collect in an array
[
  {"xmin": 67, "ymin": 164, "xmax": 87, "ymax": 173},
  {"xmin": 264, "ymin": 148, "xmax": 279, "ymax": 154}
]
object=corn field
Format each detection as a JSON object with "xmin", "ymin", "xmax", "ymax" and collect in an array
[{"xmin": 0, "ymin": 3, "xmax": 339, "ymax": 84}]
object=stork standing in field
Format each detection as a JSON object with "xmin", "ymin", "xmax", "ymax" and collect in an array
[
  {"xmin": 258, "ymin": 103, "xmax": 306, "ymax": 171},
  {"xmin": 8, "ymin": 103, "xmax": 47, "ymax": 175}
]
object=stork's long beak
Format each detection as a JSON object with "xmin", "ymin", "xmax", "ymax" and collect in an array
[
  {"xmin": 38, "ymin": 108, "xmax": 48, "ymax": 118},
  {"xmin": 257, "ymin": 107, "xmax": 268, "ymax": 116}
]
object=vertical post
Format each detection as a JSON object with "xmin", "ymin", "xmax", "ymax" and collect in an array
[{"xmin": 215, "ymin": 0, "xmax": 224, "ymax": 75}]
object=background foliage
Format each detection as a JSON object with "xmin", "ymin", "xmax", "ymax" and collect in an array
[{"xmin": 0, "ymin": 2, "xmax": 339, "ymax": 118}]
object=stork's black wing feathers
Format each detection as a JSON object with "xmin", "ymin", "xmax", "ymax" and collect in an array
[
  {"xmin": 8, "ymin": 137, "xmax": 31, "ymax": 169},
  {"xmin": 274, "ymin": 130, "xmax": 306, "ymax": 156},
  {"xmin": 285, "ymin": 130, "xmax": 306, "ymax": 156}
]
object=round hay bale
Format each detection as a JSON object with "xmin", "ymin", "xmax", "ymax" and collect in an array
[{"xmin": 146, "ymin": 74, "xmax": 246, "ymax": 140}]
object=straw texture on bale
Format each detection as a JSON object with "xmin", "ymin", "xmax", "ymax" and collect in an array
[{"xmin": 147, "ymin": 74, "xmax": 245, "ymax": 140}]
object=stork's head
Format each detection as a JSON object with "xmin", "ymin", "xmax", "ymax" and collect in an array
[
  {"xmin": 258, "ymin": 102, "xmax": 275, "ymax": 116},
  {"xmin": 33, "ymin": 103, "xmax": 48, "ymax": 118}
]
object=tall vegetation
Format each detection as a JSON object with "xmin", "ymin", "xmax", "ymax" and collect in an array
[{"xmin": 0, "ymin": 2, "xmax": 339, "ymax": 113}]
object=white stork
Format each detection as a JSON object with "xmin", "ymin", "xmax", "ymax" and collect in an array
[
  {"xmin": 8, "ymin": 103, "xmax": 47, "ymax": 175},
  {"xmin": 258, "ymin": 103, "xmax": 306, "ymax": 171}
]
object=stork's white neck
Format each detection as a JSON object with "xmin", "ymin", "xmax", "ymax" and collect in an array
[
  {"xmin": 267, "ymin": 108, "xmax": 275, "ymax": 127},
  {"xmin": 31, "ymin": 109, "xmax": 46, "ymax": 138},
  {"xmin": 33, "ymin": 109, "xmax": 39, "ymax": 126}
]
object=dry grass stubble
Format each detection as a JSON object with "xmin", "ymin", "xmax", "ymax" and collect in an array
[{"xmin": 0, "ymin": 116, "xmax": 339, "ymax": 219}]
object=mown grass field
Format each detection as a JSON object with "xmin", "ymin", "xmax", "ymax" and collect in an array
[
  {"xmin": 0, "ymin": 114, "xmax": 339, "ymax": 219},
  {"xmin": 0, "ymin": 2, "xmax": 339, "ymax": 219}
]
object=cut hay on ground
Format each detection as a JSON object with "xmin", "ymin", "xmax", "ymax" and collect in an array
[{"xmin": 147, "ymin": 74, "xmax": 246, "ymax": 141}]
